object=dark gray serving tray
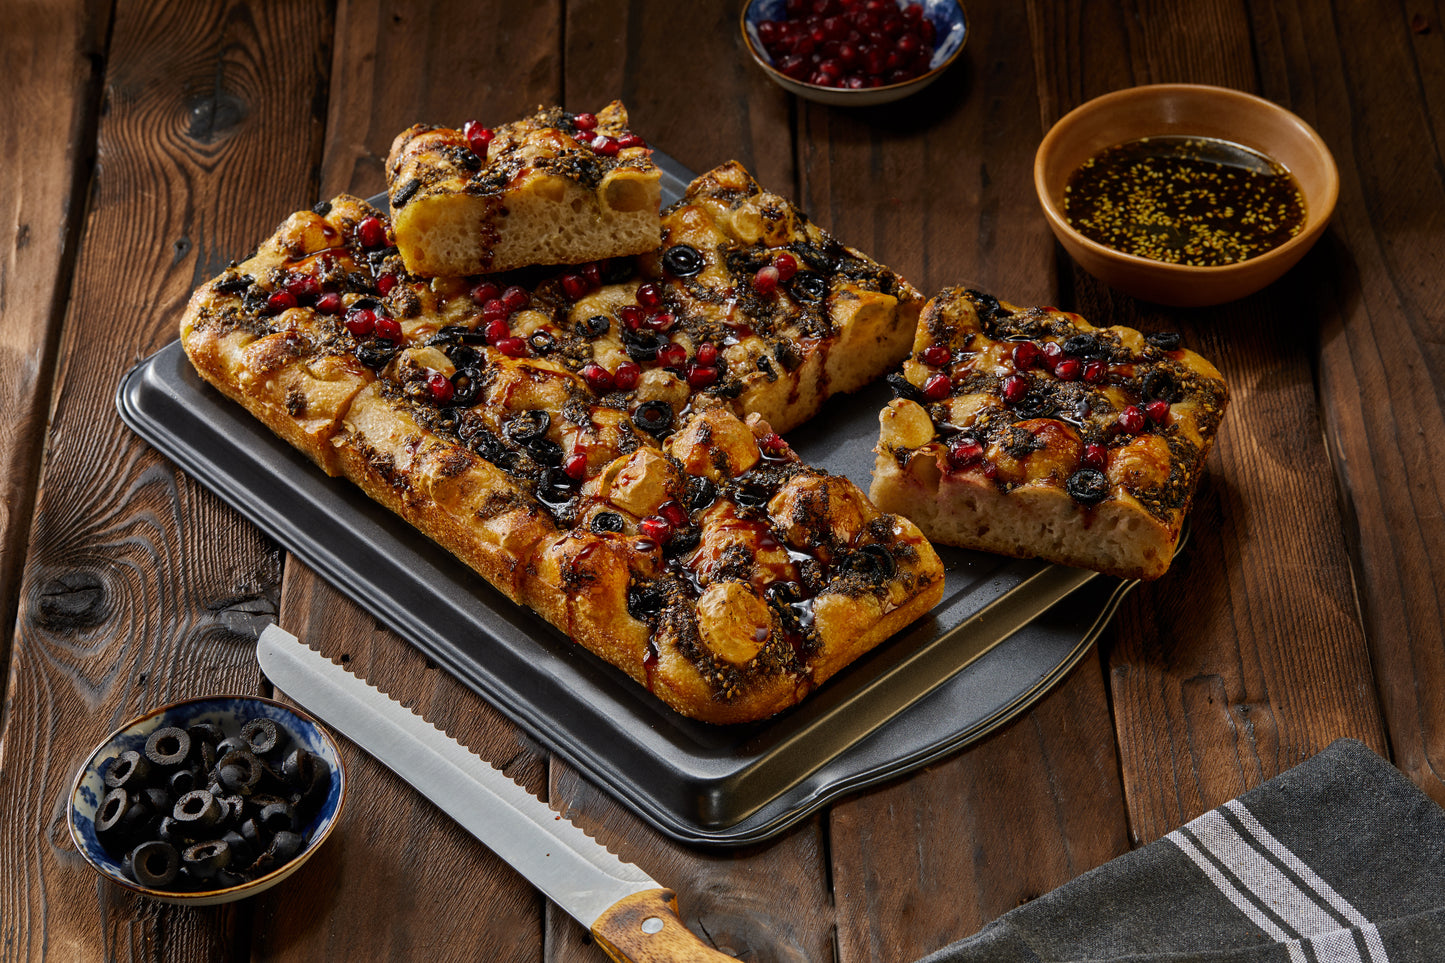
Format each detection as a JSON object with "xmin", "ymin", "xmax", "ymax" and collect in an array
[{"xmin": 117, "ymin": 152, "xmax": 1137, "ymax": 845}]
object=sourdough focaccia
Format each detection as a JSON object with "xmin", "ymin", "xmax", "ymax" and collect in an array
[
  {"xmin": 386, "ymin": 102, "xmax": 660, "ymax": 276},
  {"xmin": 871, "ymin": 288, "xmax": 1228, "ymax": 580},
  {"xmin": 180, "ymin": 194, "xmax": 943, "ymax": 723}
]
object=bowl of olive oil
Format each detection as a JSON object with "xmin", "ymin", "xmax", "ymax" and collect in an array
[{"xmin": 1034, "ymin": 84, "xmax": 1338, "ymax": 306}]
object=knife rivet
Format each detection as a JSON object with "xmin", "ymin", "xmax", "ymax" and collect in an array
[{"xmin": 641, "ymin": 918, "xmax": 664, "ymax": 935}]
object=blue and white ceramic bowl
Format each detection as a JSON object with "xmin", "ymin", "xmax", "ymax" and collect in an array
[
  {"xmin": 741, "ymin": 0, "xmax": 968, "ymax": 106},
  {"xmin": 68, "ymin": 695, "xmax": 346, "ymax": 906}
]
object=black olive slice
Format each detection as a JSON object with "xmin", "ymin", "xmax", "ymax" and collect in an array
[
  {"xmin": 268, "ymin": 830, "xmax": 305, "ymax": 863},
  {"xmin": 842, "ymin": 544, "xmax": 897, "ymax": 581},
  {"xmin": 214, "ymin": 274, "xmax": 253, "ymax": 296},
  {"xmin": 964, "ymin": 289, "xmax": 1011, "ymax": 321},
  {"xmin": 590, "ymin": 511, "xmax": 626, "ymax": 535},
  {"xmin": 1014, "ymin": 393, "xmax": 1056, "ymax": 419},
  {"xmin": 445, "ymin": 366, "xmax": 481, "ymax": 409},
  {"xmin": 1140, "ymin": 369, "xmax": 1180, "ymax": 403},
  {"xmin": 104, "ymin": 750, "xmax": 152, "ymax": 790},
  {"xmin": 280, "ymin": 748, "xmax": 317, "ymax": 792},
  {"xmin": 173, "ymin": 789, "xmax": 223, "ymax": 829},
  {"xmin": 221, "ymin": 829, "xmax": 252, "ymax": 866},
  {"xmin": 527, "ymin": 330, "xmax": 557, "ymax": 354},
  {"xmin": 463, "ymin": 426, "xmax": 516, "ymax": 471},
  {"xmin": 601, "ymin": 257, "xmax": 636, "ymax": 284},
  {"xmin": 685, "ymin": 476, "xmax": 717, "ymax": 512},
  {"xmin": 1063, "ymin": 334, "xmax": 1101, "ymax": 358},
  {"xmin": 535, "ymin": 467, "xmax": 577, "ymax": 508},
  {"xmin": 886, "ymin": 372, "xmax": 924, "ymax": 402},
  {"xmin": 668, "ymin": 529, "xmax": 700, "ymax": 555},
  {"xmin": 392, "ymin": 178, "xmax": 421, "ymax": 208},
  {"xmin": 661, "ymin": 244, "xmax": 704, "ymax": 277},
  {"xmin": 1146, "ymin": 331, "xmax": 1183, "ymax": 351},
  {"xmin": 312, "ymin": 200, "xmax": 332, "ymax": 216},
  {"xmin": 259, "ymin": 800, "xmax": 298, "ymax": 833},
  {"xmin": 157, "ymin": 815, "xmax": 191, "ymax": 847},
  {"xmin": 95, "ymin": 787, "xmax": 132, "ymax": 836},
  {"xmin": 631, "ymin": 400, "xmax": 674, "ymax": 436},
  {"xmin": 356, "ymin": 340, "xmax": 398, "ymax": 369},
  {"xmin": 505, "ymin": 409, "xmax": 551, "ymax": 444},
  {"xmin": 240, "ymin": 718, "xmax": 282, "ymax": 757},
  {"xmin": 1066, "ymin": 468, "xmax": 1110, "ymax": 504},
  {"xmin": 128, "ymin": 840, "xmax": 180, "ymax": 888},
  {"xmin": 622, "ymin": 329, "xmax": 664, "ymax": 362},
  {"xmin": 183, "ymin": 840, "xmax": 233, "ymax": 880},
  {"xmin": 576, "ymin": 314, "xmax": 610, "ymax": 338},
  {"xmin": 731, "ymin": 481, "xmax": 771, "ymax": 509},
  {"xmin": 766, "ymin": 581, "xmax": 805, "ymax": 606},
  {"xmin": 143, "ymin": 786, "xmax": 174, "ymax": 815},
  {"xmin": 789, "ymin": 272, "xmax": 828, "ymax": 302},
  {"xmin": 217, "ymin": 749, "xmax": 264, "ymax": 794},
  {"xmin": 169, "ymin": 768, "xmax": 199, "ymax": 796},
  {"xmin": 144, "ymin": 727, "xmax": 191, "ymax": 769},
  {"xmin": 626, "ymin": 582, "xmax": 667, "ymax": 621}
]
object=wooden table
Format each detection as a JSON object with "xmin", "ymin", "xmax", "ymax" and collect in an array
[{"xmin": 4, "ymin": 1, "xmax": 1441, "ymax": 959}]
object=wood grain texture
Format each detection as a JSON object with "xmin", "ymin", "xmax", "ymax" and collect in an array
[
  {"xmin": 0, "ymin": 1, "xmax": 330, "ymax": 959},
  {"xmin": 1028, "ymin": 0, "xmax": 1389, "ymax": 845},
  {"xmin": 253, "ymin": 1, "xmax": 566, "ymax": 960},
  {"xmin": 1279, "ymin": 1, "xmax": 1445, "ymax": 803},
  {"xmin": 0, "ymin": 0, "xmax": 108, "ymax": 727}
]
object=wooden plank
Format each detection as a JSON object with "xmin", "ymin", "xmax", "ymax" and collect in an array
[
  {"xmin": 1268, "ymin": 2, "xmax": 1445, "ymax": 802},
  {"xmin": 0, "ymin": 0, "xmax": 108, "ymax": 728},
  {"xmin": 254, "ymin": 1, "xmax": 565, "ymax": 959},
  {"xmin": 0, "ymin": 1, "xmax": 333, "ymax": 959},
  {"xmin": 782, "ymin": 3, "xmax": 1136, "ymax": 958},
  {"xmin": 1029, "ymin": 0, "xmax": 1388, "ymax": 845},
  {"xmin": 544, "ymin": 3, "xmax": 815, "ymax": 960}
]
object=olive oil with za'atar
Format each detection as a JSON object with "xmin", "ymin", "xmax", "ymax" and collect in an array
[{"xmin": 1063, "ymin": 136, "xmax": 1307, "ymax": 267}]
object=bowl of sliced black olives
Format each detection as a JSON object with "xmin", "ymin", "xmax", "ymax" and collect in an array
[{"xmin": 67, "ymin": 695, "xmax": 346, "ymax": 905}]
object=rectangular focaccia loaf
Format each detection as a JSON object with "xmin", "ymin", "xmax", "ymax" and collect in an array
[
  {"xmin": 385, "ymin": 101, "xmax": 660, "ymax": 276},
  {"xmin": 179, "ymin": 191, "xmax": 944, "ymax": 723},
  {"xmin": 870, "ymin": 288, "xmax": 1228, "ymax": 580}
]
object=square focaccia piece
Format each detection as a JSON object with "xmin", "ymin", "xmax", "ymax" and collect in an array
[
  {"xmin": 385, "ymin": 101, "xmax": 660, "ymax": 276},
  {"xmin": 870, "ymin": 288, "xmax": 1228, "ymax": 580}
]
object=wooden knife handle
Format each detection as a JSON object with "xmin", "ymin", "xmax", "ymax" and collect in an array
[{"xmin": 591, "ymin": 888, "xmax": 736, "ymax": 962}]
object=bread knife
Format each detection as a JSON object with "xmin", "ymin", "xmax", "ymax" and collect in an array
[{"xmin": 255, "ymin": 624, "xmax": 733, "ymax": 962}]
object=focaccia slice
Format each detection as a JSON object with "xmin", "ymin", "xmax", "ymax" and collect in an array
[
  {"xmin": 386, "ymin": 101, "xmax": 660, "ymax": 276},
  {"xmin": 870, "ymin": 288, "xmax": 1228, "ymax": 580}
]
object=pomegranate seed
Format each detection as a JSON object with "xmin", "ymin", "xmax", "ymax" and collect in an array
[
  {"xmin": 470, "ymin": 281, "xmax": 501, "ymax": 305},
  {"xmin": 639, "ymin": 516, "xmax": 671, "ymax": 543},
  {"xmin": 619, "ymin": 305, "xmax": 645, "ymax": 330},
  {"xmin": 613, "ymin": 361, "xmax": 641, "ymax": 390},
  {"xmin": 1054, "ymin": 358, "xmax": 1082, "ymax": 381},
  {"xmin": 1002, "ymin": 374, "xmax": 1029, "ymax": 403},
  {"xmin": 686, "ymin": 364, "xmax": 719, "ymax": 388},
  {"xmin": 646, "ymin": 311, "xmax": 675, "ymax": 332},
  {"xmin": 590, "ymin": 135, "xmax": 620, "ymax": 157},
  {"xmin": 501, "ymin": 286, "xmax": 530, "ymax": 313},
  {"xmin": 376, "ymin": 274, "xmax": 399, "ymax": 296},
  {"xmin": 284, "ymin": 274, "xmax": 319, "ymax": 301},
  {"xmin": 773, "ymin": 252, "xmax": 798, "ymax": 280},
  {"xmin": 921, "ymin": 344, "xmax": 951, "ymax": 366},
  {"xmin": 921, "ymin": 373, "xmax": 951, "ymax": 400},
  {"xmin": 572, "ymin": 112, "xmax": 597, "ymax": 132},
  {"xmin": 315, "ymin": 292, "xmax": 344, "ymax": 315},
  {"xmin": 373, "ymin": 316, "xmax": 402, "ymax": 342},
  {"xmin": 267, "ymin": 290, "xmax": 297, "ymax": 314},
  {"xmin": 1041, "ymin": 341, "xmax": 1064, "ymax": 366},
  {"xmin": 1083, "ymin": 360, "xmax": 1107, "ymax": 384},
  {"xmin": 357, "ymin": 216, "xmax": 387, "ymax": 249},
  {"xmin": 482, "ymin": 298, "xmax": 509, "ymax": 323},
  {"xmin": 755, "ymin": 265, "xmax": 780, "ymax": 295},
  {"xmin": 427, "ymin": 371, "xmax": 454, "ymax": 404},
  {"xmin": 981, "ymin": 461, "xmax": 998, "ymax": 480},
  {"xmin": 658, "ymin": 501, "xmax": 688, "ymax": 528},
  {"xmin": 617, "ymin": 133, "xmax": 646, "ymax": 149},
  {"xmin": 658, "ymin": 343, "xmax": 687, "ymax": 367},
  {"xmin": 1082, "ymin": 443, "xmax": 1108, "ymax": 470},
  {"xmin": 695, "ymin": 343, "xmax": 719, "ymax": 367},
  {"xmin": 636, "ymin": 283, "xmax": 662, "ymax": 309},
  {"xmin": 496, "ymin": 337, "xmax": 527, "ymax": 358},
  {"xmin": 580, "ymin": 363, "xmax": 616, "ymax": 393},
  {"xmin": 463, "ymin": 121, "xmax": 494, "ymax": 157},
  {"xmin": 1012, "ymin": 342, "xmax": 1040, "ymax": 369},
  {"xmin": 344, "ymin": 307, "xmax": 376, "ymax": 337},
  {"xmin": 561, "ymin": 273, "xmax": 589, "ymax": 300},
  {"xmin": 1146, "ymin": 400, "xmax": 1171, "ymax": 425},
  {"xmin": 484, "ymin": 319, "xmax": 510, "ymax": 344},
  {"xmin": 947, "ymin": 438, "xmax": 984, "ymax": 469},
  {"xmin": 582, "ymin": 262, "xmax": 602, "ymax": 287},
  {"xmin": 1117, "ymin": 406, "xmax": 1145, "ymax": 434},
  {"xmin": 760, "ymin": 432, "xmax": 785, "ymax": 451},
  {"xmin": 563, "ymin": 452, "xmax": 588, "ymax": 480}
]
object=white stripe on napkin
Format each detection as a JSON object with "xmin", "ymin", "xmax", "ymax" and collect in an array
[{"xmin": 1167, "ymin": 801, "xmax": 1388, "ymax": 963}]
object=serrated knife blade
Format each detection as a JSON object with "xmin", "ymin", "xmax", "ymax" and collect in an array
[{"xmin": 256, "ymin": 624, "xmax": 733, "ymax": 962}]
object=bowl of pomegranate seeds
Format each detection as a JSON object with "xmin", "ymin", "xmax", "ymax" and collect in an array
[{"xmin": 743, "ymin": 0, "xmax": 967, "ymax": 106}]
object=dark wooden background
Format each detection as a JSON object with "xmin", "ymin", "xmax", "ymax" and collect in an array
[{"xmin": 3, "ymin": 0, "xmax": 1441, "ymax": 960}]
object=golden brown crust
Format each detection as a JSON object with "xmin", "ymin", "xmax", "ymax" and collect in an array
[
  {"xmin": 870, "ymin": 288, "xmax": 1229, "ymax": 580},
  {"xmin": 178, "ymin": 181, "xmax": 943, "ymax": 724},
  {"xmin": 386, "ymin": 102, "xmax": 660, "ymax": 275}
]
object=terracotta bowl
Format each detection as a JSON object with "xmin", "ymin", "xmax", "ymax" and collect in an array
[
  {"xmin": 741, "ymin": 0, "xmax": 968, "ymax": 107},
  {"xmin": 1034, "ymin": 84, "xmax": 1338, "ymax": 306}
]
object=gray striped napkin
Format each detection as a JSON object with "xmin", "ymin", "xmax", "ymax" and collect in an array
[{"xmin": 919, "ymin": 739, "xmax": 1445, "ymax": 962}]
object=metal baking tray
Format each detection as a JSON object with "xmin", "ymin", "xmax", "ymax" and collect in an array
[{"xmin": 117, "ymin": 153, "xmax": 1139, "ymax": 846}]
